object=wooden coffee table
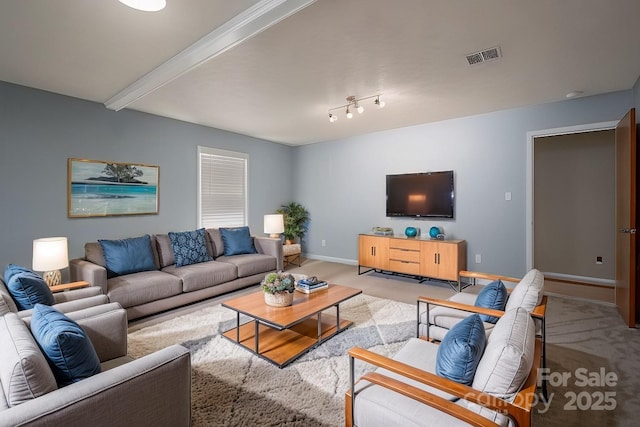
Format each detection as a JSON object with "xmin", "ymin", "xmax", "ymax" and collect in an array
[{"xmin": 221, "ymin": 284, "xmax": 362, "ymax": 368}]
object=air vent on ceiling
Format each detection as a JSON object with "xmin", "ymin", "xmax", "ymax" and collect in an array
[{"xmin": 466, "ymin": 46, "xmax": 502, "ymax": 66}]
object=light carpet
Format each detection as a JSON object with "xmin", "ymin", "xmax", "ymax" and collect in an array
[{"xmin": 128, "ymin": 294, "xmax": 416, "ymax": 426}]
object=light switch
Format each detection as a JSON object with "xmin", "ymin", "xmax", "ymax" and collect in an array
[{"xmin": 505, "ymin": 192, "xmax": 512, "ymax": 201}]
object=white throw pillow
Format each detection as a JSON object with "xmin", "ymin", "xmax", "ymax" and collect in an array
[
  {"xmin": 471, "ymin": 307, "xmax": 536, "ymax": 400},
  {"xmin": 504, "ymin": 269, "xmax": 544, "ymax": 312}
]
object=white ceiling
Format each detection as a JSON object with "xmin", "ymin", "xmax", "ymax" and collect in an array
[{"xmin": 2, "ymin": 0, "xmax": 640, "ymax": 146}]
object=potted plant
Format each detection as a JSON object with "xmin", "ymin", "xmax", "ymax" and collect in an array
[
  {"xmin": 261, "ymin": 272, "xmax": 296, "ymax": 307},
  {"xmin": 276, "ymin": 202, "xmax": 310, "ymax": 245}
]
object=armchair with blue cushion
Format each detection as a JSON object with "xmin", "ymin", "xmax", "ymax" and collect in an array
[
  {"xmin": 1, "ymin": 264, "xmax": 107, "ymax": 319},
  {"xmin": 346, "ymin": 307, "xmax": 541, "ymax": 426}
]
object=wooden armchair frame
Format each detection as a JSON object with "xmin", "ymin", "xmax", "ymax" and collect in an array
[
  {"xmin": 345, "ymin": 338, "xmax": 542, "ymax": 427},
  {"xmin": 417, "ymin": 270, "xmax": 548, "ymax": 397}
]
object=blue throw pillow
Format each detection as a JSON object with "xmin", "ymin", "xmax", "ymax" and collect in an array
[
  {"xmin": 220, "ymin": 226, "xmax": 257, "ymax": 256},
  {"xmin": 4, "ymin": 264, "xmax": 38, "ymax": 284},
  {"xmin": 435, "ymin": 314, "xmax": 486, "ymax": 385},
  {"xmin": 474, "ymin": 280, "xmax": 508, "ymax": 323},
  {"xmin": 168, "ymin": 228, "xmax": 213, "ymax": 267},
  {"xmin": 6, "ymin": 272, "xmax": 55, "ymax": 310},
  {"xmin": 98, "ymin": 235, "xmax": 157, "ymax": 277},
  {"xmin": 30, "ymin": 304, "xmax": 101, "ymax": 387}
]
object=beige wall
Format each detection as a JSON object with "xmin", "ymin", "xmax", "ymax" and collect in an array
[{"xmin": 534, "ymin": 130, "xmax": 615, "ymax": 281}]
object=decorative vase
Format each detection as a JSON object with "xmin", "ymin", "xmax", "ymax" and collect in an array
[
  {"xmin": 404, "ymin": 226, "xmax": 418, "ymax": 238},
  {"xmin": 429, "ymin": 226, "xmax": 440, "ymax": 239},
  {"xmin": 264, "ymin": 291, "xmax": 294, "ymax": 307}
]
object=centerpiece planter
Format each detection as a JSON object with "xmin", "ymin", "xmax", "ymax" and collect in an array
[
  {"xmin": 264, "ymin": 291, "xmax": 294, "ymax": 307},
  {"xmin": 261, "ymin": 272, "xmax": 296, "ymax": 307}
]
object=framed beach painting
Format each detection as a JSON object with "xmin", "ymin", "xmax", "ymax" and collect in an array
[{"xmin": 68, "ymin": 158, "xmax": 159, "ymax": 217}]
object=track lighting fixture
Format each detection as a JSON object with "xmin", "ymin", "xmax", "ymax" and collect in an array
[{"xmin": 327, "ymin": 94, "xmax": 385, "ymax": 123}]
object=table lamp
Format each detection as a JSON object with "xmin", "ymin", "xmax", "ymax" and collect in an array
[
  {"xmin": 32, "ymin": 237, "xmax": 69, "ymax": 287},
  {"xmin": 264, "ymin": 214, "xmax": 284, "ymax": 238}
]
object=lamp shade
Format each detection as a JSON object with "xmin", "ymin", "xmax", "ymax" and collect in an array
[
  {"xmin": 264, "ymin": 214, "xmax": 284, "ymax": 237},
  {"xmin": 32, "ymin": 237, "xmax": 69, "ymax": 271}
]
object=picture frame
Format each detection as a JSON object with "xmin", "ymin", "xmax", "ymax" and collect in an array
[{"xmin": 68, "ymin": 158, "xmax": 159, "ymax": 218}]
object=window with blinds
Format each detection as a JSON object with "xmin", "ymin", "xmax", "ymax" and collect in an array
[{"xmin": 197, "ymin": 146, "xmax": 248, "ymax": 228}]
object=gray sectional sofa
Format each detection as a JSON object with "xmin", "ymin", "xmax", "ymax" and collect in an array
[
  {"xmin": 70, "ymin": 228, "xmax": 283, "ymax": 320},
  {"xmin": 0, "ymin": 302, "xmax": 191, "ymax": 427}
]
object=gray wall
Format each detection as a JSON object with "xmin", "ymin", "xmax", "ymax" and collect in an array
[
  {"xmin": 293, "ymin": 90, "xmax": 633, "ymax": 277},
  {"xmin": 533, "ymin": 131, "xmax": 615, "ymax": 280},
  {"xmin": 0, "ymin": 82, "xmax": 293, "ymax": 276}
]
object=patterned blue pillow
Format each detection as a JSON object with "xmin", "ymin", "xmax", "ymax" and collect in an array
[
  {"xmin": 168, "ymin": 228, "xmax": 213, "ymax": 267},
  {"xmin": 220, "ymin": 226, "xmax": 257, "ymax": 256},
  {"xmin": 7, "ymin": 272, "xmax": 55, "ymax": 310},
  {"xmin": 98, "ymin": 235, "xmax": 157, "ymax": 277},
  {"xmin": 436, "ymin": 314, "xmax": 486, "ymax": 385},
  {"xmin": 30, "ymin": 304, "xmax": 101, "ymax": 387},
  {"xmin": 474, "ymin": 280, "xmax": 508, "ymax": 323}
]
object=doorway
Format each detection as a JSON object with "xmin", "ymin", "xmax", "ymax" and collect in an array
[{"xmin": 526, "ymin": 122, "xmax": 617, "ymax": 302}]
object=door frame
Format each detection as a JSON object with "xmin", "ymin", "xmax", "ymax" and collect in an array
[{"xmin": 526, "ymin": 121, "xmax": 618, "ymax": 270}]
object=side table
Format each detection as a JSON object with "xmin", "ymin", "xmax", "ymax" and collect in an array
[
  {"xmin": 282, "ymin": 243, "xmax": 301, "ymax": 268},
  {"xmin": 49, "ymin": 281, "xmax": 90, "ymax": 293}
]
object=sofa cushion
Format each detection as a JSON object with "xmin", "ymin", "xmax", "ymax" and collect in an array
[
  {"xmin": 99, "ymin": 235, "xmax": 158, "ymax": 277},
  {"xmin": 0, "ymin": 313, "xmax": 58, "ymax": 406},
  {"xmin": 474, "ymin": 280, "xmax": 507, "ymax": 323},
  {"xmin": 168, "ymin": 228, "xmax": 213, "ymax": 267},
  {"xmin": 206, "ymin": 228, "xmax": 225, "ymax": 258},
  {"xmin": 435, "ymin": 314, "xmax": 486, "ymax": 385},
  {"xmin": 7, "ymin": 272, "xmax": 55, "ymax": 310},
  {"xmin": 85, "ymin": 242, "xmax": 107, "ymax": 267},
  {"xmin": 216, "ymin": 253, "xmax": 276, "ymax": 278},
  {"xmin": 472, "ymin": 307, "xmax": 535, "ymax": 400},
  {"xmin": 155, "ymin": 234, "xmax": 175, "ymax": 268},
  {"xmin": 163, "ymin": 261, "xmax": 237, "ymax": 293},
  {"xmin": 504, "ymin": 269, "xmax": 544, "ymax": 312},
  {"xmin": 219, "ymin": 226, "xmax": 257, "ymax": 256},
  {"xmin": 0, "ymin": 297, "xmax": 9, "ymax": 315},
  {"xmin": 30, "ymin": 304, "xmax": 101, "ymax": 387},
  {"xmin": 106, "ymin": 270, "xmax": 183, "ymax": 308}
]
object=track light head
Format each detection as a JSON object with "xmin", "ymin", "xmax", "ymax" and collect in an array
[
  {"xmin": 374, "ymin": 96, "xmax": 386, "ymax": 108},
  {"xmin": 356, "ymin": 101, "xmax": 364, "ymax": 114},
  {"xmin": 346, "ymin": 106, "xmax": 353, "ymax": 119},
  {"xmin": 328, "ymin": 113, "xmax": 337, "ymax": 123}
]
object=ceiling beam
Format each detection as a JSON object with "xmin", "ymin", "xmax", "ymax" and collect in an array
[{"xmin": 105, "ymin": 0, "xmax": 315, "ymax": 111}]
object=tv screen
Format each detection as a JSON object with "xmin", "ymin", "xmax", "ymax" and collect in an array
[{"xmin": 386, "ymin": 171, "xmax": 455, "ymax": 218}]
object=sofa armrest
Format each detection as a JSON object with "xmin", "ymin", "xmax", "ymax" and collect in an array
[
  {"xmin": 0, "ymin": 345, "xmax": 191, "ymax": 427},
  {"xmin": 17, "ymin": 295, "xmax": 109, "ymax": 320},
  {"xmin": 254, "ymin": 237, "xmax": 284, "ymax": 271},
  {"xmin": 52, "ymin": 286, "xmax": 102, "ymax": 303},
  {"xmin": 70, "ymin": 258, "xmax": 108, "ymax": 295},
  {"xmin": 69, "ymin": 302, "xmax": 128, "ymax": 361},
  {"xmin": 459, "ymin": 270, "xmax": 521, "ymax": 287}
]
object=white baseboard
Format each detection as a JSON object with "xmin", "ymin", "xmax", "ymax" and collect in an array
[
  {"xmin": 302, "ymin": 253, "xmax": 357, "ymax": 266},
  {"xmin": 543, "ymin": 272, "xmax": 615, "ymax": 287}
]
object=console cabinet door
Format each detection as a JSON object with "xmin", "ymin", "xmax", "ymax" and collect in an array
[
  {"xmin": 420, "ymin": 241, "xmax": 466, "ymax": 281},
  {"xmin": 358, "ymin": 235, "xmax": 389, "ymax": 270}
]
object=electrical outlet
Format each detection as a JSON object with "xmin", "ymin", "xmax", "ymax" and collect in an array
[
  {"xmin": 322, "ymin": 239, "xmax": 326, "ymax": 247},
  {"xmin": 475, "ymin": 254, "xmax": 482, "ymax": 264},
  {"xmin": 596, "ymin": 256, "xmax": 603, "ymax": 265},
  {"xmin": 505, "ymin": 192, "xmax": 512, "ymax": 201}
]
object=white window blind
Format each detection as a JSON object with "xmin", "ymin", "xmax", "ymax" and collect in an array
[{"xmin": 197, "ymin": 146, "xmax": 248, "ymax": 228}]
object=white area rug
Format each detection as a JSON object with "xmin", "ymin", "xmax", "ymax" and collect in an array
[{"xmin": 128, "ymin": 294, "xmax": 415, "ymax": 426}]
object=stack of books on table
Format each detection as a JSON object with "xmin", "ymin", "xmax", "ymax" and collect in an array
[{"xmin": 295, "ymin": 278, "xmax": 328, "ymax": 294}]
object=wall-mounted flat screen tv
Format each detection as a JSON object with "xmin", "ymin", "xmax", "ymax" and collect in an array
[{"xmin": 386, "ymin": 170, "xmax": 455, "ymax": 218}]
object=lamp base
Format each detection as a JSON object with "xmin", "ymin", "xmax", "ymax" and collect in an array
[
  {"xmin": 43, "ymin": 270, "xmax": 62, "ymax": 287},
  {"xmin": 269, "ymin": 234, "xmax": 281, "ymax": 239}
]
